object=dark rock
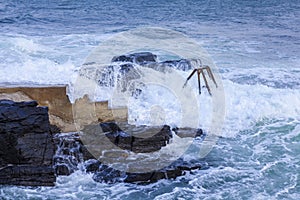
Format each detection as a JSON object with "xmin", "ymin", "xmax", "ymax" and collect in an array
[
  {"xmin": 124, "ymin": 172, "xmax": 154, "ymax": 183},
  {"xmin": 172, "ymin": 127, "xmax": 204, "ymax": 138},
  {"xmin": 119, "ymin": 63, "xmax": 134, "ymax": 74},
  {"xmin": 92, "ymin": 165, "xmax": 127, "ymax": 183},
  {"xmin": 196, "ymin": 129, "xmax": 203, "ymax": 137},
  {"xmin": 53, "ymin": 132, "xmax": 95, "ymax": 176},
  {"xmin": 80, "ymin": 52, "xmax": 195, "ymax": 97},
  {"xmin": 133, "ymin": 52, "xmax": 157, "ymax": 64},
  {"xmin": 124, "ymin": 158, "xmax": 201, "ymax": 183},
  {"xmin": 0, "ymin": 100, "xmax": 49, "ymax": 134},
  {"xmin": 112, "ymin": 52, "xmax": 157, "ymax": 65},
  {"xmin": 55, "ymin": 123, "xmax": 203, "ymax": 184},
  {"xmin": 0, "ymin": 99, "xmax": 56, "ymax": 186},
  {"xmin": 90, "ymin": 158, "xmax": 201, "ymax": 184},
  {"xmin": 159, "ymin": 59, "xmax": 193, "ymax": 71},
  {"xmin": 0, "ymin": 133, "xmax": 20, "ymax": 164},
  {"xmin": 54, "ymin": 164, "xmax": 70, "ymax": 176},
  {"xmin": 100, "ymin": 122, "xmax": 123, "ymax": 132},
  {"xmin": 85, "ymin": 159, "xmax": 101, "ymax": 173},
  {"xmin": 100, "ymin": 122, "xmax": 172, "ymax": 153},
  {"xmin": 0, "ymin": 165, "xmax": 55, "ymax": 187},
  {"xmin": 53, "ymin": 133, "xmax": 82, "ymax": 176},
  {"xmin": 131, "ymin": 125, "xmax": 172, "ymax": 153},
  {"xmin": 105, "ymin": 130, "xmax": 133, "ymax": 150},
  {"xmin": 112, "ymin": 55, "xmax": 134, "ymax": 63},
  {"xmin": 50, "ymin": 124, "xmax": 61, "ymax": 134}
]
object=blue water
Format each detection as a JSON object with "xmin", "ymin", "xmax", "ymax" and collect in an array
[{"xmin": 0, "ymin": 0, "xmax": 300, "ymax": 199}]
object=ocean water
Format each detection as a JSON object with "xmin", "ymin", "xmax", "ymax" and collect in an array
[{"xmin": 0, "ymin": 0, "xmax": 300, "ymax": 199}]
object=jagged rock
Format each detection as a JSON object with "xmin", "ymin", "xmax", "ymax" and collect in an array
[
  {"xmin": 92, "ymin": 164, "xmax": 127, "ymax": 183},
  {"xmin": 85, "ymin": 159, "xmax": 101, "ymax": 173},
  {"xmin": 53, "ymin": 132, "xmax": 95, "ymax": 176},
  {"xmin": 111, "ymin": 52, "xmax": 193, "ymax": 75},
  {"xmin": 87, "ymin": 52, "xmax": 158, "ymax": 88},
  {"xmin": 172, "ymin": 127, "xmax": 203, "ymax": 138},
  {"xmin": 50, "ymin": 124, "xmax": 61, "ymax": 134},
  {"xmin": 0, "ymin": 87, "xmax": 76, "ymax": 132},
  {"xmin": 86, "ymin": 158, "xmax": 201, "ymax": 184},
  {"xmin": 100, "ymin": 122, "xmax": 172, "ymax": 153},
  {"xmin": 158, "ymin": 59, "xmax": 193, "ymax": 71},
  {"xmin": 0, "ymin": 165, "xmax": 55, "ymax": 187},
  {"xmin": 54, "ymin": 164, "xmax": 70, "ymax": 176},
  {"xmin": 59, "ymin": 123, "xmax": 203, "ymax": 184},
  {"xmin": 0, "ymin": 99, "xmax": 56, "ymax": 186},
  {"xmin": 79, "ymin": 52, "xmax": 195, "ymax": 99},
  {"xmin": 111, "ymin": 52, "xmax": 157, "ymax": 65}
]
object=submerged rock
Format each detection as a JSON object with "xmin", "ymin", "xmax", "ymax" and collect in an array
[{"xmin": 0, "ymin": 99, "xmax": 56, "ymax": 186}]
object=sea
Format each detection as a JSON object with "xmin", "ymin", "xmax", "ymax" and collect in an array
[{"xmin": 0, "ymin": 0, "xmax": 299, "ymax": 199}]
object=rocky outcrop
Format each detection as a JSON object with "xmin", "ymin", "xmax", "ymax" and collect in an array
[
  {"xmin": 0, "ymin": 51, "xmax": 207, "ymax": 185},
  {"xmin": 0, "ymin": 100, "xmax": 56, "ymax": 186},
  {"xmin": 111, "ymin": 52, "xmax": 192, "ymax": 71},
  {"xmin": 0, "ymin": 52, "xmax": 197, "ymax": 133},
  {"xmin": 112, "ymin": 52, "xmax": 192, "ymax": 72},
  {"xmin": 0, "ymin": 99, "xmax": 203, "ymax": 185},
  {"xmin": 54, "ymin": 123, "xmax": 203, "ymax": 183},
  {"xmin": 80, "ymin": 52, "xmax": 194, "ymax": 89}
]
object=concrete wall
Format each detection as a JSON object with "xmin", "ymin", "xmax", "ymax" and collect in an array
[{"xmin": 0, "ymin": 86, "xmax": 127, "ymax": 132}]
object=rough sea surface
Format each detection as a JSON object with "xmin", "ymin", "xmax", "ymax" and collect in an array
[{"xmin": 0, "ymin": 0, "xmax": 299, "ymax": 199}]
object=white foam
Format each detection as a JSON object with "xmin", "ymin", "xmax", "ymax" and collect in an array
[
  {"xmin": 1, "ymin": 33, "xmax": 299, "ymax": 139},
  {"xmin": 222, "ymin": 79, "xmax": 300, "ymax": 136},
  {"xmin": 0, "ymin": 33, "xmax": 112, "ymax": 86},
  {"xmin": 122, "ymin": 70, "xmax": 300, "ymax": 137},
  {"xmin": 69, "ymin": 64, "xmax": 300, "ymax": 138},
  {"xmin": 13, "ymin": 37, "xmax": 46, "ymax": 53},
  {"xmin": 0, "ymin": 58, "xmax": 76, "ymax": 86}
]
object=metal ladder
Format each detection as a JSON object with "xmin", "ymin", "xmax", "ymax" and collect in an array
[{"xmin": 183, "ymin": 59, "xmax": 218, "ymax": 95}]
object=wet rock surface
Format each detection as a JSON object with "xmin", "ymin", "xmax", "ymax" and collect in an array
[
  {"xmin": 101, "ymin": 122, "xmax": 172, "ymax": 153},
  {"xmin": 53, "ymin": 132, "xmax": 94, "ymax": 176},
  {"xmin": 0, "ymin": 98, "xmax": 204, "ymax": 185},
  {"xmin": 0, "ymin": 100, "xmax": 56, "ymax": 186},
  {"xmin": 56, "ymin": 123, "xmax": 203, "ymax": 184},
  {"xmin": 80, "ymin": 52, "xmax": 194, "ymax": 89},
  {"xmin": 172, "ymin": 127, "xmax": 203, "ymax": 138},
  {"xmin": 0, "ymin": 49, "xmax": 206, "ymax": 185},
  {"xmin": 0, "ymin": 86, "xmax": 76, "ymax": 132},
  {"xmin": 86, "ymin": 157, "xmax": 201, "ymax": 184},
  {"xmin": 112, "ymin": 52, "xmax": 158, "ymax": 65},
  {"xmin": 111, "ymin": 52, "xmax": 193, "ymax": 71}
]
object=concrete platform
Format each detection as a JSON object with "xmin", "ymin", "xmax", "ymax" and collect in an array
[{"xmin": 0, "ymin": 86, "xmax": 128, "ymax": 132}]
